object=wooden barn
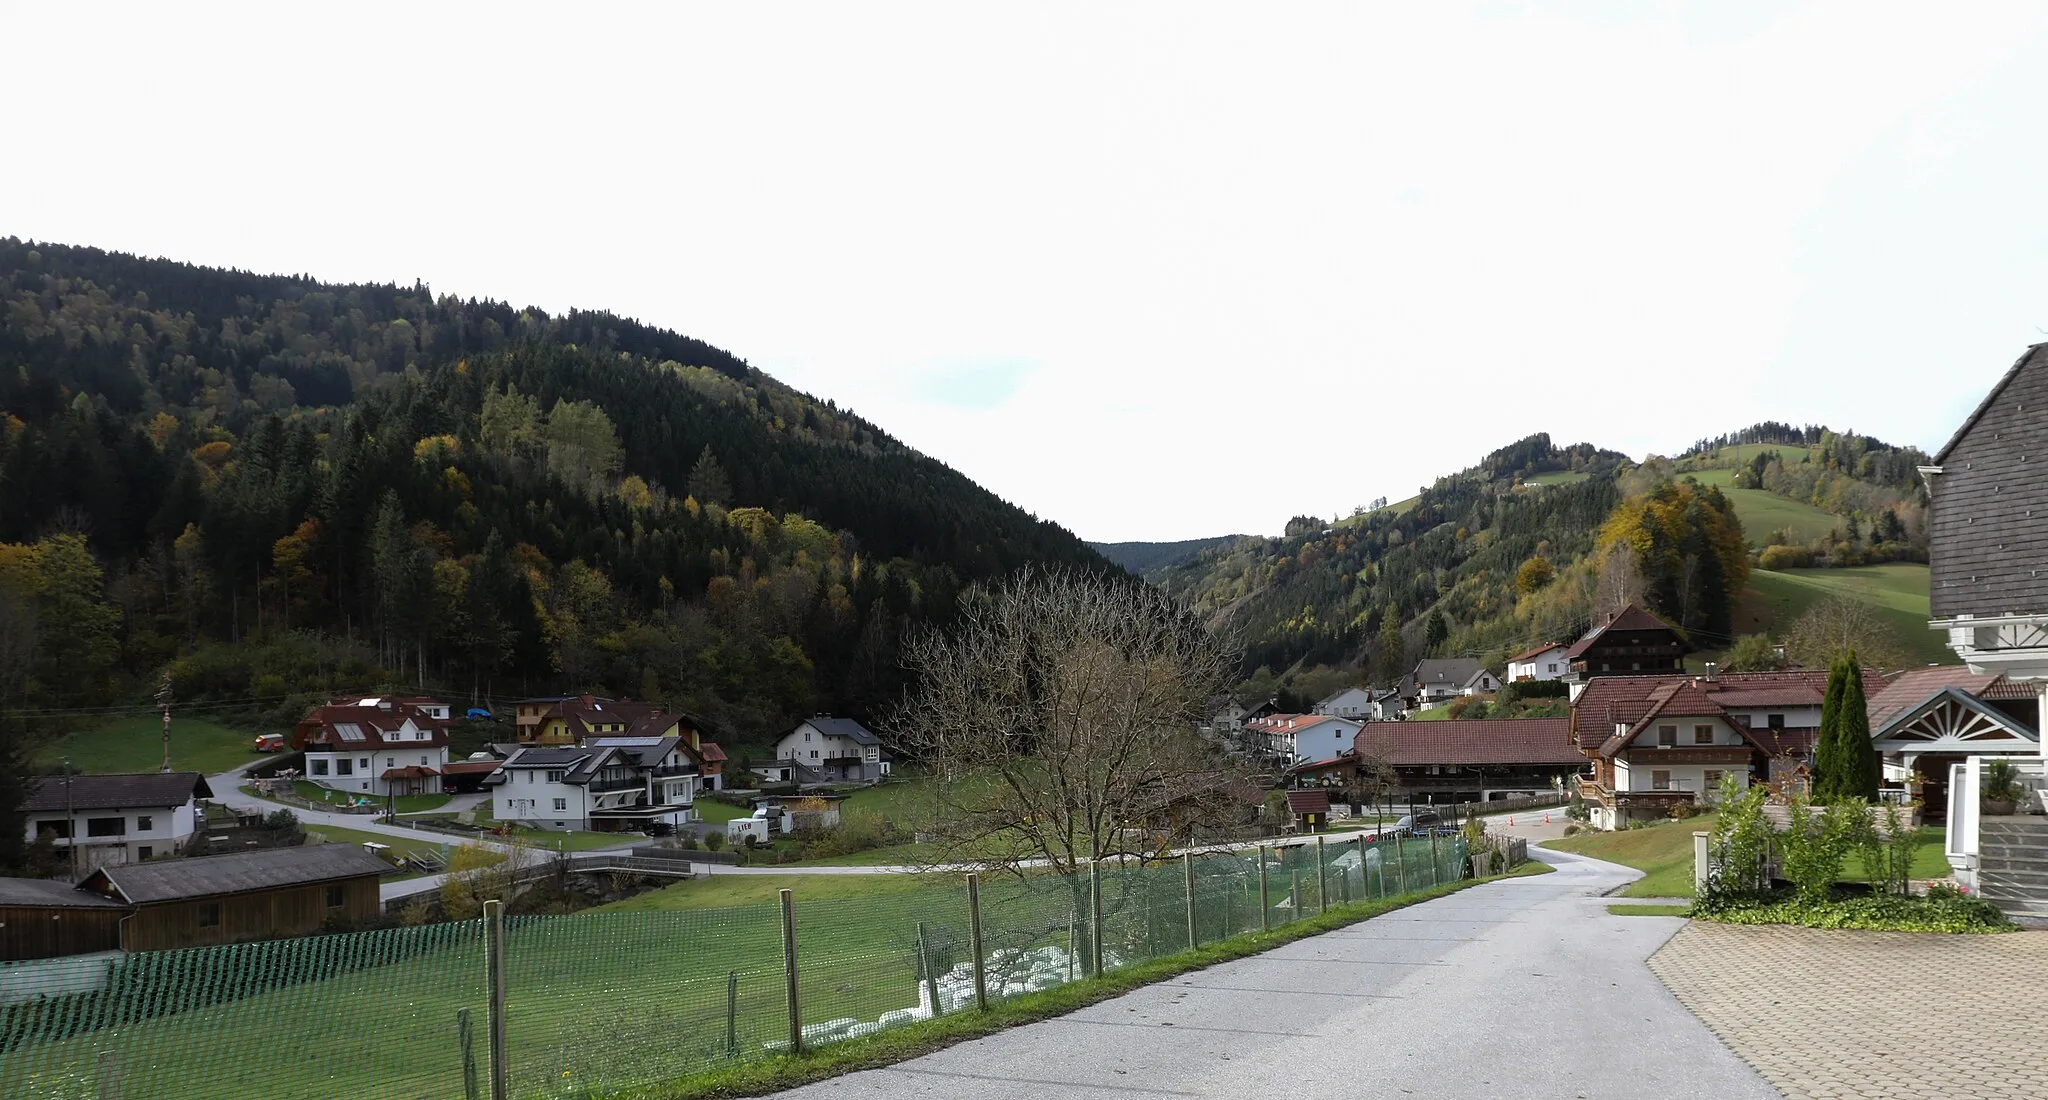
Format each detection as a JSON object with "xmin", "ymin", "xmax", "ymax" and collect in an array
[
  {"xmin": 0, "ymin": 877, "xmax": 128, "ymax": 961},
  {"xmin": 76, "ymin": 844, "xmax": 391, "ymax": 953}
]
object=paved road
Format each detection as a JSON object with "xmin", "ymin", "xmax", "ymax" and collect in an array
[{"xmin": 766, "ymin": 845, "xmax": 1780, "ymax": 1100}]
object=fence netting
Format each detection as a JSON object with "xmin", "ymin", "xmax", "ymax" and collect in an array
[{"xmin": 0, "ymin": 834, "xmax": 1468, "ymax": 1100}]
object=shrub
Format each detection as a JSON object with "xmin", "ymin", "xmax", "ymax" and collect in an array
[
  {"xmin": 1758, "ymin": 545, "xmax": 1816, "ymax": 571},
  {"xmin": 1692, "ymin": 892, "xmax": 2013, "ymax": 934},
  {"xmin": 703, "ymin": 830, "xmax": 724, "ymax": 852},
  {"xmin": 1778, "ymin": 796, "xmax": 1862, "ymax": 903},
  {"xmin": 677, "ymin": 832, "xmax": 699, "ymax": 851},
  {"xmin": 1702, "ymin": 774, "xmax": 1771, "ymax": 902},
  {"xmin": 1854, "ymin": 801, "xmax": 1916, "ymax": 897}
]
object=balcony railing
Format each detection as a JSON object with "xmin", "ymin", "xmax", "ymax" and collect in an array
[{"xmin": 589, "ymin": 777, "xmax": 646, "ymax": 794}]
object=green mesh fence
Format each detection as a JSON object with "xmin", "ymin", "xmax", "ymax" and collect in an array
[{"xmin": 1, "ymin": 835, "xmax": 1471, "ymax": 1099}]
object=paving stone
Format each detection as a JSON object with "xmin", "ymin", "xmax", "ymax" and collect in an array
[{"xmin": 1648, "ymin": 923, "xmax": 2048, "ymax": 1100}]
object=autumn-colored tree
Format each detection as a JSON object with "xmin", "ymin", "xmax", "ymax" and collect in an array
[
  {"xmin": 1514, "ymin": 555, "xmax": 1555, "ymax": 596},
  {"xmin": 1595, "ymin": 480, "xmax": 1748, "ymax": 639}
]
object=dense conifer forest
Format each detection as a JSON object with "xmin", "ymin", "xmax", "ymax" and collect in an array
[{"xmin": 0, "ymin": 239, "xmax": 1107, "ymax": 747}]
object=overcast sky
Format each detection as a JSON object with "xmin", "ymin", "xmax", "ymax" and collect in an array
[{"xmin": 8, "ymin": 2, "xmax": 2048, "ymax": 543}]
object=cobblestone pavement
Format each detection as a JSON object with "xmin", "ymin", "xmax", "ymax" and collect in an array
[{"xmin": 1650, "ymin": 922, "xmax": 2048, "ymax": 1099}]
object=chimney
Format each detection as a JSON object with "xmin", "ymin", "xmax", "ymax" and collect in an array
[{"xmin": 1704, "ymin": 662, "xmax": 1718, "ymax": 682}]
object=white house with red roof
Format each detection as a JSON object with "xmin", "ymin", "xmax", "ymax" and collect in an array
[
  {"xmin": 1570, "ymin": 677, "xmax": 1780, "ymax": 829},
  {"xmin": 1289, "ymin": 718, "xmax": 1584, "ymax": 806},
  {"xmin": 1506, "ymin": 642, "xmax": 1570, "ymax": 683},
  {"xmin": 292, "ymin": 697, "xmax": 452, "ymax": 798},
  {"xmin": 1243, "ymin": 713, "xmax": 1362, "ymax": 765}
]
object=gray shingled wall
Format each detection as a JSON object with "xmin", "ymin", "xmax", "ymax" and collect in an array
[{"xmin": 1932, "ymin": 345, "xmax": 2048, "ymax": 619}]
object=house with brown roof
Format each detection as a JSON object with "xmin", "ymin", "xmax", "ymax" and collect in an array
[
  {"xmin": 22, "ymin": 772, "xmax": 214, "ymax": 873},
  {"xmin": 293, "ymin": 697, "xmax": 452, "ymax": 798},
  {"xmin": 1865, "ymin": 666, "xmax": 2042, "ymax": 822},
  {"xmin": 1561, "ymin": 604, "xmax": 1691, "ymax": 693},
  {"xmin": 1568, "ymin": 677, "xmax": 1779, "ymax": 829},
  {"xmin": 1290, "ymin": 719, "xmax": 1584, "ymax": 810},
  {"xmin": 1241, "ymin": 713, "xmax": 1364, "ymax": 765}
]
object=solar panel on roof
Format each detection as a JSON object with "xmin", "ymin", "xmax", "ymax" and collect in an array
[{"xmin": 335, "ymin": 723, "xmax": 365, "ymax": 741}]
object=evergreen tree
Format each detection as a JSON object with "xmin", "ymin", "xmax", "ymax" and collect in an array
[
  {"xmin": 1424, "ymin": 609, "xmax": 1449, "ymax": 655},
  {"xmin": 1813, "ymin": 654, "xmax": 1876, "ymax": 801}
]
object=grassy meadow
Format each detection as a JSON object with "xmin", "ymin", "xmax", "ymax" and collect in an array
[
  {"xmin": 35, "ymin": 716, "xmax": 257, "ymax": 776},
  {"xmin": 1732, "ymin": 563, "xmax": 1948, "ymax": 666}
]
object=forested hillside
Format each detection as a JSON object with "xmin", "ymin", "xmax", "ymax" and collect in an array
[
  {"xmin": 0, "ymin": 239, "xmax": 1106, "ymax": 746},
  {"xmin": 1088, "ymin": 536, "xmax": 1242, "ymax": 577},
  {"xmin": 1158, "ymin": 427, "xmax": 1941, "ymax": 709}
]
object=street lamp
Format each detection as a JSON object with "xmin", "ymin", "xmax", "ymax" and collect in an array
[{"xmin": 63, "ymin": 757, "xmax": 76, "ymax": 881}]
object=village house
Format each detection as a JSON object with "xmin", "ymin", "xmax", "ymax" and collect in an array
[
  {"xmin": 1313, "ymin": 686, "xmax": 1376, "ymax": 720},
  {"xmin": 1866, "ymin": 667, "xmax": 2042, "ymax": 822},
  {"xmin": 774, "ymin": 717, "xmax": 889, "ymax": 784},
  {"xmin": 1569, "ymin": 678, "xmax": 1775, "ymax": 829},
  {"xmin": 22, "ymin": 772, "xmax": 213, "ymax": 873},
  {"xmin": 1290, "ymin": 719, "xmax": 1584, "ymax": 809},
  {"xmin": 1241, "ymin": 713, "xmax": 1363, "ymax": 765},
  {"xmin": 293, "ymin": 697, "xmax": 452, "ymax": 798},
  {"xmin": 1366, "ymin": 689, "xmax": 1406, "ymax": 721},
  {"xmin": 486, "ymin": 733, "xmax": 716, "ymax": 833},
  {"xmin": 1506, "ymin": 642, "xmax": 1570, "ymax": 683},
  {"xmin": 1401, "ymin": 659, "xmax": 1501, "ymax": 711},
  {"xmin": 1912, "ymin": 343, "xmax": 2048, "ymax": 917},
  {"xmin": 1562, "ymin": 604, "xmax": 1692, "ymax": 694}
]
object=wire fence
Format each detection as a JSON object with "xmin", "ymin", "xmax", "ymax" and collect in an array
[{"xmin": 0, "ymin": 833, "xmax": 1468, "ymax": 1100}]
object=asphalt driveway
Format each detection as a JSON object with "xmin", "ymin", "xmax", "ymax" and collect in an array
[{"xmin": 767, "ymin": 846, "xmax": 1779, "ymax": 1099}]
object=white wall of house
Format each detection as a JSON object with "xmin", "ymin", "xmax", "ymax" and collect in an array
[
  {"xmin": 1724, "ymin": 706, "xmax": 1821, "ymax": 731},
  {"xmin": 776, "ymin": 723, "xmax": 881, "ymax": 769},
  {"xmin": 1615, "ymin": 716, "xmax": 1752, "ymax": 799},
  {"xmin": 1508, "ymin": 649, "xmax": 1568, "ymax": 682},
  {"xmin": 1278, "ymin": 717, "xmax": 1362, "ymax": 763},
  {"xmin": 305, "ymin": 743, "xmax": 449, "ymax": 796},
  {"xmin": 1314, "ymin": 688, "xmax": 1374, "ymax": 720},
  {"xmin": 1464, "ymin": 671, "xmax": 1502, "ymax": 695},
  {"xmin": 493, "ymin": 770, "xmax": 591, "ymax": 830},
  {"xmin": 26, "ymin": 797, "xmax": 202, "ymax": 866}
]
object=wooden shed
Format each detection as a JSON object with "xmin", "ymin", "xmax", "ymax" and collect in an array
[
  {"xmin": 1285, "ymin": 789, "xmax": 1331, "ymax": 832},
  {"xmin": 77, "ymin": 845, "xmax": 391, "ymax": 953},
  {"xmin": 0, "ymin": 877, "xmax": 129, "ymax": 961}
]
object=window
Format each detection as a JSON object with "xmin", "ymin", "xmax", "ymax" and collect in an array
[
  {"xmin": 1657, "ymin": 725, "xmax": 1677, "ymax": 748},
  {"xmin": 325, "ymin": 884, "xmax": 345, "ymax": 909},
  {"xmin": 312, "ymin": 759, "xmax": 329, "ymax": 776},
  {"xmin": 386, "ymin": 757, "xmax": 395, "ymax": 769},
  {"xmin": 337, "ymin": 758, "xmax": 354, "ymax": 777},
  {"xmin": 198, "ymin": 903, "xmax": 221, "ymax": 928},
  {"xmin": 546, "ymin": 771, "xmax": 565, "ymax": 783},
  {"xmin": 137, "ymin": 815, "xmax": 154, "ymax": 832},
  {"xmin": 1652, "ymin": 770, "xmax": 1672, "ymax": 791},
  {"xmin": 804, "ymin": 730, "xmax": 812, "ymax": 742},
  {"xmin": 1546, "ymin": 663, "xmax": 1557, "ymax": 673},
  {"xmin": 810, "ymin": 750, "xmax": 819, "ymax": 759},
  {"xmin": 1693, "ymin": 725, "xmax": 1714, "ymax": 745},
  {"xmin": 138, "ymin": 846, "xmax": 153, "ymax": 861},
  {"xmin": 1704, "ymin": 769, "xmax": 1724, "ymax": 790},
  {"xmin": 86, "ymin": 817, "xmax": 126, "ymax": 837},
  {"xmin": 358, "ymin": 758, "xmax": 369, "ymax": 769},
  {"xmin": 1766, "ymin": 714, "xmax": 1785, "ymax": 730},
  {"xmin": 419, "ymin": 755, "xmax": 428, "ymax": 766},
  {"xmin": 552, "ymin": 798, "xmax": 567, "ymax": 811},
  {"xmin": 36, "ymin": 820, "xmax": 70, "ymax": 839}
]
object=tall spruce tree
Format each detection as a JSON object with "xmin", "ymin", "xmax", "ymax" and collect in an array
[{"xmin": 1813, "ymin": 653, "xmax": 1876, "ymax": 800}]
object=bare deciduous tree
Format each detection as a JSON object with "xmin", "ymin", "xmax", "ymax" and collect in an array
[
  {"xmin": 893, "ymin": 567, "xmax": 1248, "ymax": 877},
  {"xmin": 1785, "ymin": 595, "xmax": 1908, "ymax": 670}
]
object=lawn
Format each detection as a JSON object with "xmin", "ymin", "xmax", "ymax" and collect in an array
[
  {"xmin": 1700, "ymin": 443, "xmax": 1817, "ymax": 467},
  {"xmin": 1546, "ymin": 817, "xmax": 1951, "ymax": 899},
  {"xmin": 500, "ymin": 825, "xmax": 635, "ymax": 851},
  {"xmin": 1545, "ymin": 815, "xmax": 1714, "ymax": 898},
  {"xmin": 1686, "ymin": 468, "xmax": 1841, "ymax": 547},
  {"xmin": 35, "ymin": 716, "xmax": 257, "ymax": 776},
  {"xmin": 282, "ymin": 779, "xmax": 448, "ymax": 814},
  {"xmin": 1524, "ymin": 470, "xmax": 1590, "ymax": 487},
  {"xmin": 1608, "ymin": 903, "xmax": 1690, "ymax": 917},
  {"xmin": 1733, "ymin": 563, "xmax": 1949, "ymax": 666},
  {"xmin": 600, "ymin": 870, "xmax": 947, "ymax": 911},
  {"xmin": 302, "ymin": 824, "xmax": 463, "ymax": 868},
  {"xmin": 693, "ymin": 797, "xmax": 751, "ymax": 824}
]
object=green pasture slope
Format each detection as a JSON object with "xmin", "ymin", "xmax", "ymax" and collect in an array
[
  {"xmin": 1686, "ymin": 468, "xmax": 1839, "ymax": 547},
  {"xmin": 1733, "ymin": 563, "xmax": 1949, "ymax": 666},
  {"xmin": 35, "ymin": 717, "xmax": 256, "ymax": 775}
]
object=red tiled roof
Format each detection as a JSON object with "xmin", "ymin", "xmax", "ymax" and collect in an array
[
  {"xmin": 1710, "ymin": 687, "xmax": 1826, "ymax": 709},
  {"xmin": 1354, "ymin": 719, "xmax": 1580, "ymax": 766},
  {"xmin": 1285, "ymin": 790, "xmax": 1331, "ymax": 815},
  {"xmin": 1507, "ymin": 641, "xmax": 1563, "ymax": 663},
  {"xmin": 441, "ymin": 760, "xmax": 504, "ymax": 775},
  {"xmin": 699, "ymin": 742, "xmax": 728, "ymax": 762},
  {"xmin": 295, "ymin": 701, "xmax": 451, "ymax": 752},
  {"xmin": 1866, "ymin": 666, "xmax": 2003, "ymax": 729}
]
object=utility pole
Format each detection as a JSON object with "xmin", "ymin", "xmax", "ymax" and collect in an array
[
  {"xmin": 63, "ymin": 759, "xmax": 76, "ymax": 881},
  {"xmin": 156, "ymin": 672, "xmax": 174, "ymax": 774}
]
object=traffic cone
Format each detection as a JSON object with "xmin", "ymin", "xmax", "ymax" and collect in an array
[
  {"xmin": 1544, "ymin": 813, "xmax": 1551, "ymax": 824},
  {"xmin": 1507, "ymin": 816, "xmax": 1515, "ymax": 827}
]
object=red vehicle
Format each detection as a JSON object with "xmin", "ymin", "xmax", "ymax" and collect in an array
[{"xmin": 252, "ymin": 733, "xmax": 286, "ymax": 753}]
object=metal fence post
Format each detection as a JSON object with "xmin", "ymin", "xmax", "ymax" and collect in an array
[
  {"xmin": 1395, "ymin": 836, "xmax": 1409, "ymax": 895},
  {"xmin": 1089, "ymin": 859, "xmax": 1105, "ymax": 977},
  {"xmin": 1291, "ymin": 869, "xmax": 1303, "ymax": 922},
  {"xmin": 780, "ymin": 888, "xmax": 802, "ymax": 1053},
  {"xmin": 1429, "ymin": 831, "xmax": 1441, "ymax": 887},
  {"xmin": 1257, "ymin": 845, "xmax": 1271, "ymax": 932},
  {"xmin": 968, "ymin": 874, "xmax": 988, "ymax": 1011},
  {"xmin": 1355, "ymin": 835, "xmax": 1372, "ymax": 900},
  {"xmin": 457, "ymin": 1009, "xmax": 479, "ymax": 1100},
  {"xmin": 1315, "ymin": 836, "xmax": 1328, "ymax": 915},
  {"xmin": 917, "ymin": 921, "xmax": 941, "ymax": 1018},
  {"xmin": 484, "ymin": 899, "xmax": 509, "ymax": 1100},
  {"xmin": 96, "ymin": 1050, "xmax": 120, "ymax": 1100},
  {"xmin": 1182, "ymin": 852, "xmax": 1198, "ymax": 950},
  {"xmin": 725, "ymin": 970, "xmax": 739, "ymax": 1055}
]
